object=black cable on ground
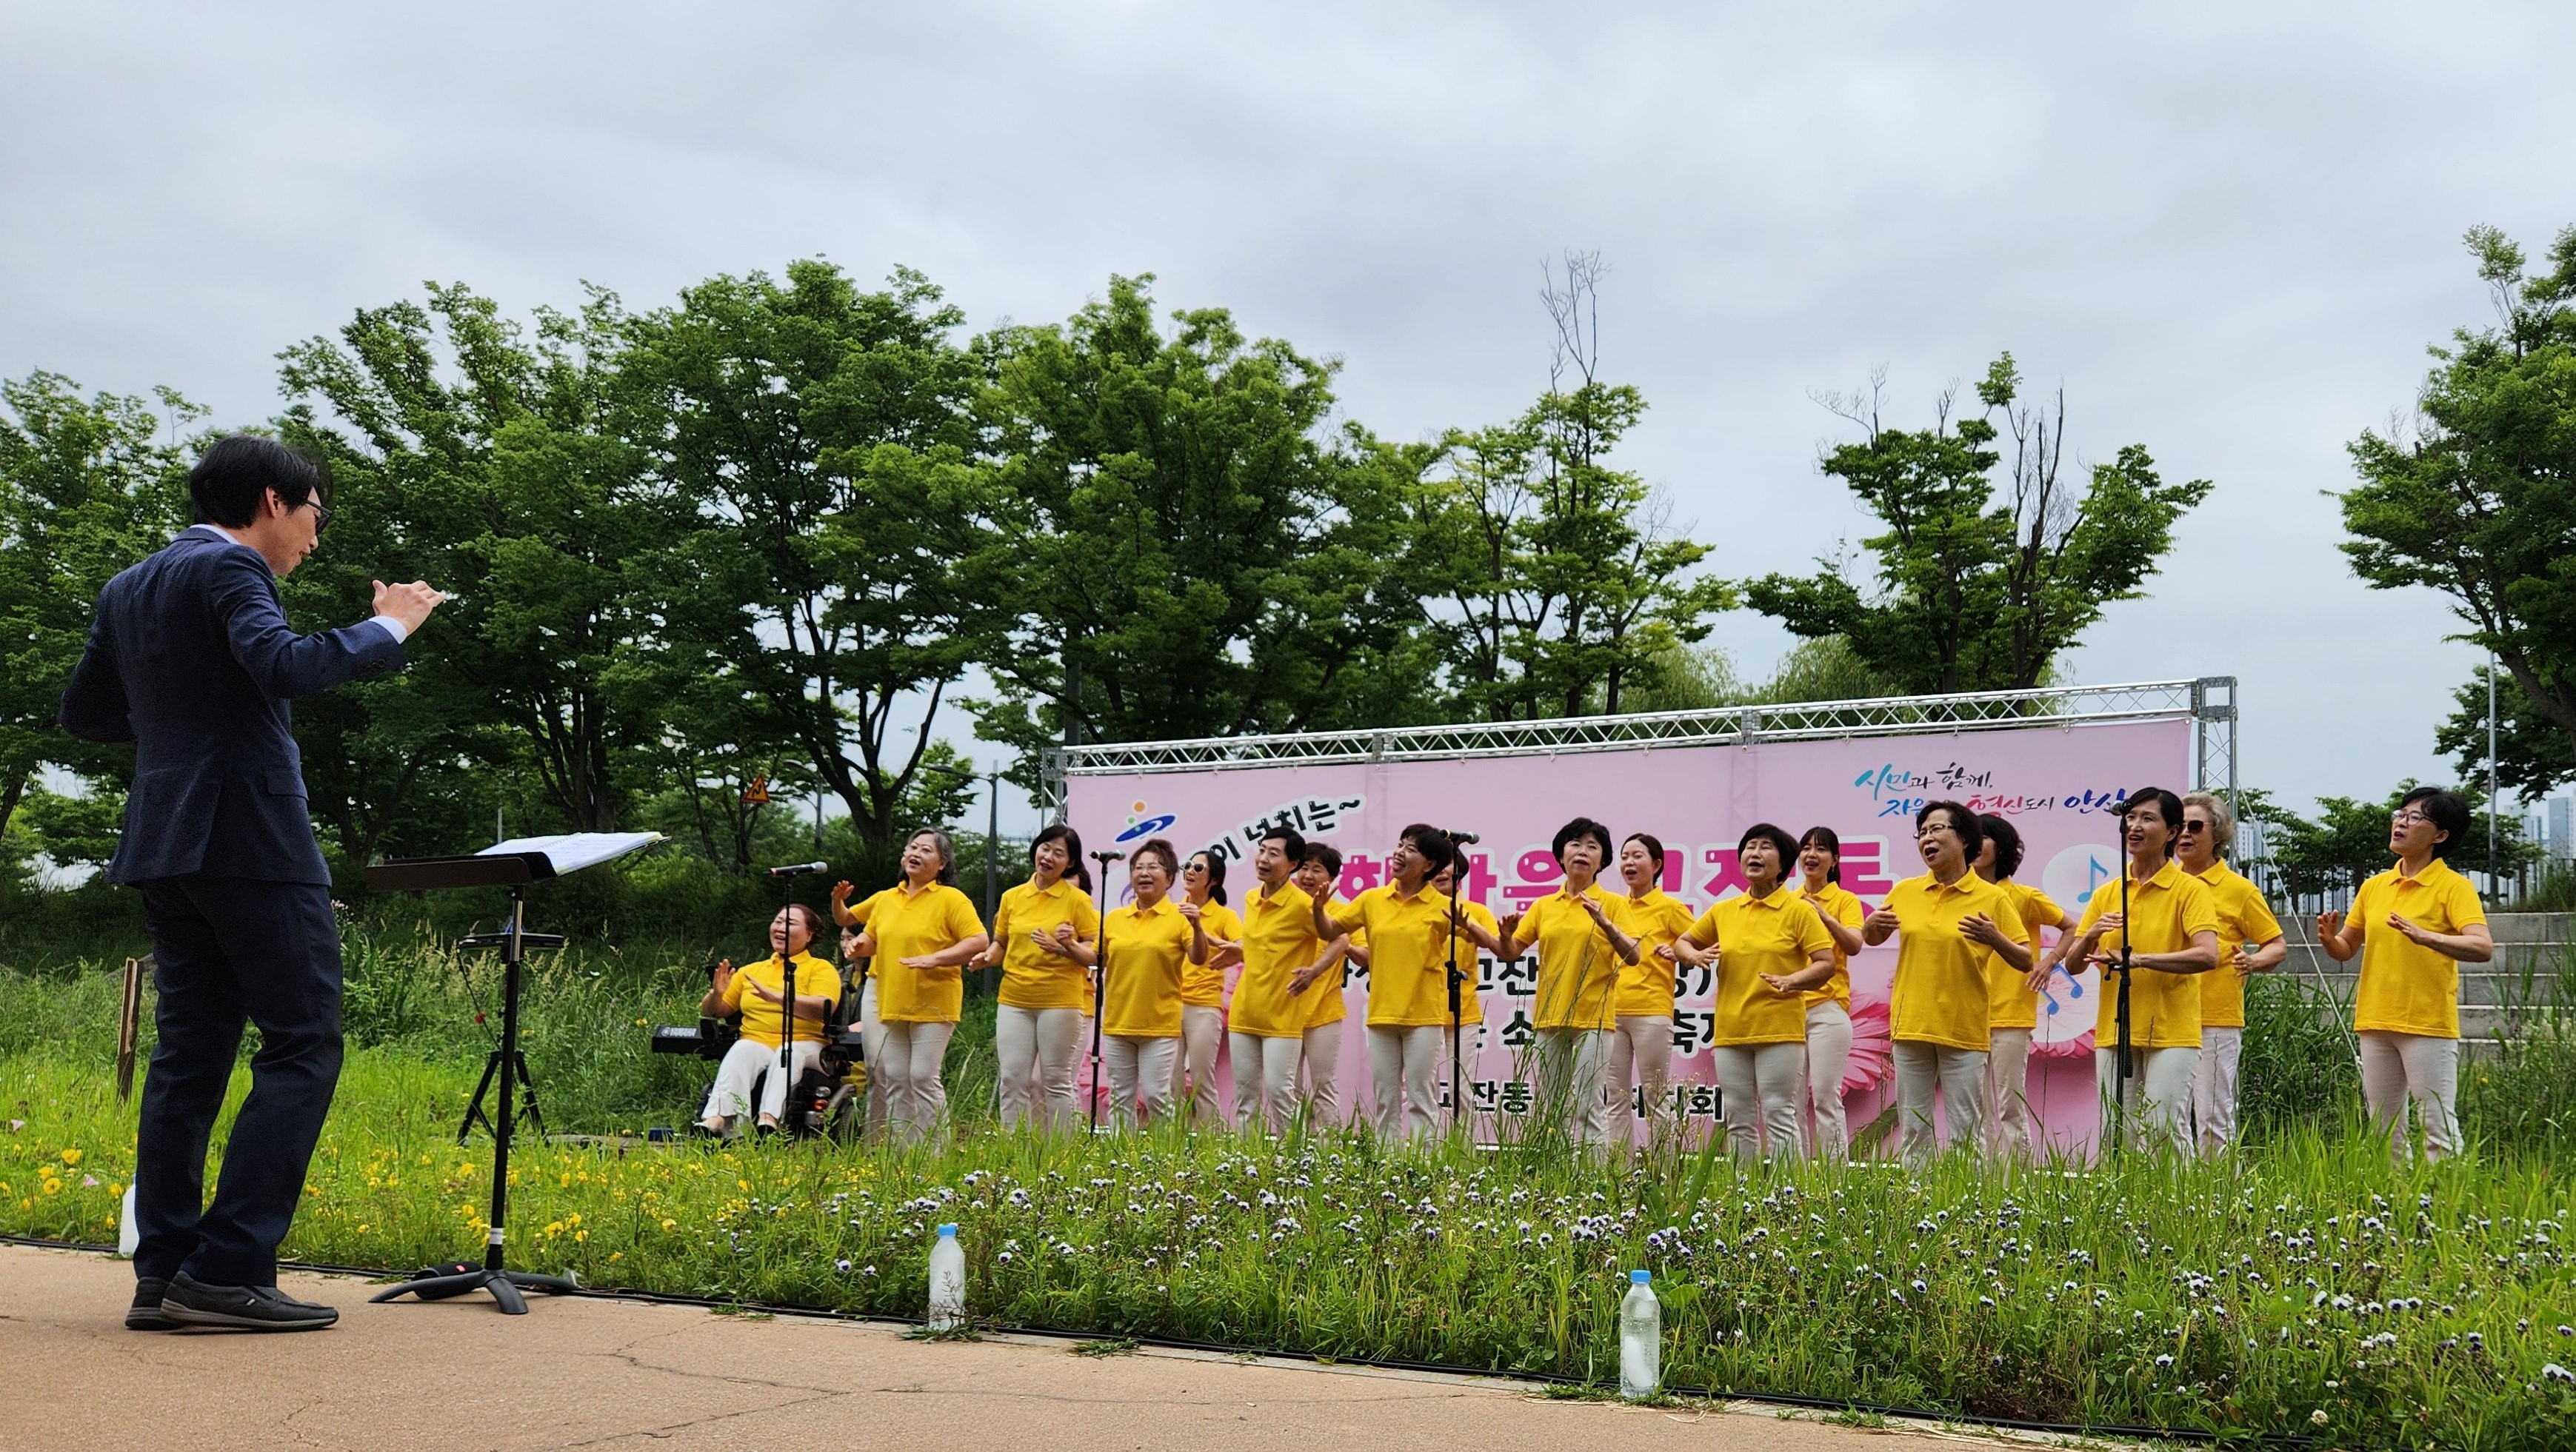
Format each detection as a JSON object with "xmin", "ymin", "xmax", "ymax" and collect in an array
[{"xmin": 2, "ymin": 1232, "xmax": 2307, "ymax": 1448}]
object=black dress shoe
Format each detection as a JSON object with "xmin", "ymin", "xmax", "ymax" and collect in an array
[
  {"xmin": 161, "ymin": 1271, "xmax": 339, "ymax": 1331},
  {"xmin": 127, "ymin": 1277, "xmax": 178, "ymax": 1331}
]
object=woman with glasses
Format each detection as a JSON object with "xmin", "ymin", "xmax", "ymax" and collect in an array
[
  {"xmin": 2176, "ymin": 792, "xmax": 2285, "ymax": 1154},
  {"xmin": 1864, "ymin": 802, "xmax": 2030, "ymax": 1162},
  {"xmin": 2318, "ymin": 788, "xmax": 2492, "ymax": 1160}
]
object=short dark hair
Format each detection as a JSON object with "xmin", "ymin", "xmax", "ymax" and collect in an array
[
  {"xmin": 2400, "ymin": 786, "xmax": 2472, "ymax": 860},
  {"xmin": 1301, "ymin": 842, "xmax": 1343, "ymax": 877},
  {"xmin": 1552, "ymin": 816, "xmax": 1612, "ymax": 865},
  {"xmin": 1398, "ymin": 823, "xmax": 1456, "ymax": 876},
  {"xmin": 190, "ymin": 434, "xmax": 324, "ymax": 528},
  {"xmin": 1132, "ymin": 837, "xmax": 1180, "ymax": 878},
  {"xmin": 1032, "ymin": 822, "xmax": 1092, "ymax": 894},
  {"xmin": 1976, "ymin": 814, "xmax": 2026, "ymax": 878},
  {"xmin": 1915, "ymin": 800, "xmax": 1984, "ymax": 862},
  {"xmin": 1260, "ymin": 826, "xmax": 1308, "ymax": 864},
  {"xmin": 1737, "ymin": 823, "xmax": 1798, "ymax": 871},
  {"xmin": 1187, "ymin": 848, "xmax": 1228, "ymax": 906},
  {"xmin": 2121, "ymin": 788, "xmax": 2186, "ymax": 859},
  {"xmin": 1798, "ymin": 826, "xmax": 1843, "ymax": 884}
]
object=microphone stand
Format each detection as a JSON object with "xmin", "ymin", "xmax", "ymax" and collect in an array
[
  {"xmin": 770, "ymin": 863, "xmax": 828, "ymax": 1137},
  {"xmin": 1087, "ymin": 851, "xmax": 1124, "ymax": 1131},
  {"xmin": 1439, "ymin": 832, "xmax": 1479, "ymax": 1136},
  {"xmin": 2110, "ymin": 826, "xmax": 2135, "ymax": 1159}
]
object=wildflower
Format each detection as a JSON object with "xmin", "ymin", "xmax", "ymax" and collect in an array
[
  {"xmin": 2311, "ymin": 1411, "xmax": 2329, "ymax": 1427},
  {"xmin": 59, "ymin": 1148, "xmax": 82, "ymax": 1167}
]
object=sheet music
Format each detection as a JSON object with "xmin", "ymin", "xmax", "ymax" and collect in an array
[{"xmin": 478, "ymin": 832, "xmax": 664, "ymax": 875}]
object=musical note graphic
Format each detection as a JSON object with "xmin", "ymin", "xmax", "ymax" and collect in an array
[{"xmin": 2075, "ymin": 854, "xmax": 2112, "ymax": 906}]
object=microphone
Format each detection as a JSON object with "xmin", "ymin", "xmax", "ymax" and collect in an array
[
  {"xmin": 766, "ymin": 860, "xmax": 829, "ymax": 878},
  {"xmin": 1444, "ymin": 830, "xmax": 1481, "ymax": 846},
  {"xmin": 1090, "ymin": 850, "xmax": 1126, "ymax": 863}
]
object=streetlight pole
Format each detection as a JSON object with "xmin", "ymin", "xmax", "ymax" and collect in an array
[
  {"xmin": 983, "ymin": 772, "xmax": 1003, "ymax": 998},
  {"xmin": 2489, "ymin": 650, "xmax": 2499, "ymax": 898}
]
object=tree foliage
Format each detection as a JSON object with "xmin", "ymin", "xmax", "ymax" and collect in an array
[{"xmin": 1747, "ymin": 355, "xmax": 2211, "ymax": 695}]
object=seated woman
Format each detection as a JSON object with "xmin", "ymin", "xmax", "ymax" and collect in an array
[{"xmin": 695, "ymin": 903, "xmax": 841, "ymax": 1137}]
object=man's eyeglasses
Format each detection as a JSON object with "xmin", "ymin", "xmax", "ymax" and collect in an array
[
  {"xmin": 2391, "ymin": 809, "xmax": 2432, "ymax": 827},
  {"xmin": 301, "ymin": 499, "xmax": 333, "ymax": 535}
]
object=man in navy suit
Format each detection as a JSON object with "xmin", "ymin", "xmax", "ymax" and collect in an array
[{"xmin": 60, "ymin": 435, "xmax": 444, "ymax": 1331}]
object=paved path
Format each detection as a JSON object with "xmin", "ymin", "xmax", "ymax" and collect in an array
[{"xmin": 0, "ymin": 1243, "xmax": 1966, "ymax": 1451}]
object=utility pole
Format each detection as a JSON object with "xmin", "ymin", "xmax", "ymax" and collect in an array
[{"xmin": 2489, "ymin": 651, "xmax": 2499, "ymax": 898}]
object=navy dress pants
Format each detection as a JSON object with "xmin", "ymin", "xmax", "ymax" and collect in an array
[{"xmin": 132, "ymin": 875, "xmax": 344, "ymax": 1288}]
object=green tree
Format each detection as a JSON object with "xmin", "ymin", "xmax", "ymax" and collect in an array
[
  {"xmin": 2343, "ymin": 224, "xmax": 2576, "ymax": 789},
  {"xmin": 0, "ymin": 372, "xmax": 196, "ymax": 837},
  {"xmin": 971, "ymin": 274, "xmax": 1439, "ymax": 780},
  {"xmin": 1747, "ymin": 355, "xmax": 2211, "ymax": 695},
  {"xmin": 618, "ymin": 261, "xmax": 1009, "ymax": 855},
  {"xmin": 2435, "ymin": 665, "xmax": 2575, "ymax": 802}
]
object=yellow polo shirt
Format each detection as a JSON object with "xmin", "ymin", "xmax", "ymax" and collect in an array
[
  {"xmin": 1180, "ymin": 900, "xmax": 1241, "ymax": 1007},
  {"xmin": 850, "ymin": 882, "xmax": 984, "ymax": 1024},
  {"xmin": 1327, "ymin": 885, "xmax": 1459, "ymax": 1028},
  {"xmin": 2190, "ymin": 860, "xmax": 2283, "ymax": 1030},
  {"xmin": 992, "ymin": 878, "xmax": 1099, "ymax": 1012},
  {"xmin": 2349, "ymin": 857, "xmax": 2485, "ymax": 1038},
  {"xmin": 1101, "ymin": 897, "xmax": 1192, "ymax": 1037},
  {"xmin": 1986, "ymin": 880, "xmax": 2063, "ymax": 1032},
  {"xmin": 1612, "ymin": 889, "xmax": 1696, "ymax": 1018},
  {"xmin": 1883, "ymin": 872, "xmax": 2026, "ymax": 1051},
  {"xmin": 2072, "ymin": 859, "xmax": 2222, "ymax": 1049},
  {"xmin": 1517, "ymin": 883, "xmax": 1627, "ymax": 1031},
  {"xmin": 1300, "ymin": 911, "xmax": 1352, "ymax": 1031},
  {"xmin": 1799, "ymin": 883, "xmax": 1867, "ymax": 1011},
  {"xmin": 1227, "ymin": 880, "xmax": 1323, "ymax": 1038},
  {"xmin": 717, "ymin": 951, "xmax": 842, "ymax": 1046},
  {"xmin": 1689, "ymin": 890, "xmax": 1833, "ymax": 1045}
]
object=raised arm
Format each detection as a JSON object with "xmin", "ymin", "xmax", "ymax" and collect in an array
[{"xmin": 207, "ymin": 551, "xmax": 409, "ymax": 700}]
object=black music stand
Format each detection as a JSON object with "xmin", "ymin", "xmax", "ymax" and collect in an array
[{"xmin": 363, "ymin": 840, "xmax": 647, "ymax": 1314}]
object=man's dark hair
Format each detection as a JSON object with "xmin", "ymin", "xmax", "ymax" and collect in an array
[
  {"xmin": 190, "ymin": 435, "xmax": 324, "ymax": 528},
  {"xmin": 1915, "ymin": 800, "xmax": 1985, "ymax": 863},
  {"xmin": 1398, "ymin": 823, "xmax": 1457, "ymax": 876},
  {"xmin": 1260, "ymin": 826, "xmax": 1308, "ymax": 864},
  {"xmin": 1976, "ymin": 813, "xmax": 2026, "ymax": 878},
  {"xmin": 2121, "ymin": 788, "xmax": 2186, "ymax": 859},
  {"xmin": 1551, "ymin": 816, "xmax": 1613, "ymax": 864},
  {"xmin": 2399, "ymin": 786, "xmax": 2472, "ymax": 860},
  {"xmin": 1301, "ymin": 842, "xmax": 1343, "ymax": 877}
]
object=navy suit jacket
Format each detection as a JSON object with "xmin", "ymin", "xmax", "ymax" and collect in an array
[{"xmin": 58, "ymin": 526, "xmax": 406, "ymax": 886}]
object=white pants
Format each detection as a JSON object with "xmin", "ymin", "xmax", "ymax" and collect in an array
[
  {"xmin": 1892, "ymin": 1041, "xmax": 1988, "ymax": 1162},
  {"xmin": 1711, "ymin": 1041, "xmax": 1806, "ymax": 1160},
  {"xmin": 1803, "ymin": 1001, "xmax": 1852, "ymax": 1162},
  {"xmin": 1172, "ymin": 1005, "xmax": 1227, "ymax": 1125},
  {"xmin": 2095, "ymin": 1044, "xmax": 2197, "ymax": 1154},
  {"xmin": 1102, "ymin": 1033, "xmax": 1179, "ymax": 1128},
  {"xmin": 1532, "ymin": 1027, "xmax": 1616, "ymax": 1147},
  {"xmin": 2192, "ymin": 1025, "xmax": 2243, "ymax": 1155},
  {"xmin": 1608, "ymin": 1014, "xmax": 1675, "ymax": 1134},
  {"xmin": 995, "ymin": 1005, "xmax": 1084, "ymax": 1131},
  {"xmin": 857, "ymin": 978, "xmax": 886, "ymax": 1134},
  {"xmin": 701, "ymin": 1037, "xmax": 820, "ymax": 1125},
  {"xmin": 2358, "ymin": 1029, "xmax": 2460, "ymax": 1161},
  {"xmin": 1231, "ymin": 1031, "xmax": 1304, "ymax": 1134},
  {"xmin": 1987, "ymin": 1027, "xmax": 2035, "ymax": 1160},
  {"xmin": 876, "ymin": 1020, "xmax": 955, "ymax": 1143},
  {"xmin": 1367, "ymin": 1025, "xmax": 1444, "ymax": 1141},
  {"xmin": 1299, "ymin": 1023, "xmax": 1344, "ymax": 1126}
]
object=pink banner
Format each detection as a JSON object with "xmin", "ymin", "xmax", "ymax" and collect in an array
[{"xmin": 1066, "ymin": 716, "xmax": 2191, "ymax": 1153}]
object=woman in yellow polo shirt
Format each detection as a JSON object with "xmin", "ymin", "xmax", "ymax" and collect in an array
[
  {"xmin": 1064, "ymin": 839, "xmax": 1201, "ymax": 1128},
  {"xmin": 1675, "ymin": 824, "xmax": 1835, "ymax": 1160},
  {"xmin": 1227, "ymin": 826, "xmax": 1329, "ymax": 1134},
  {"xmin": 1430, "ymin": 857, "xmax": 1496, "ymax": 1124},
  {"xmin": 1607, "ymin": 834, "xmax": 1695, "ymax": 1140},
  {"xmin": 1863, "ymin": 802, "xmax": 2030, "ymax": 1162},
  {"xmin": 2031, "ymin": 788, "xmax": 2220, "ymax": 1154},
  {"xmin": 2177, "ymin": 791, "xmax": 2286, "ymax": 1155},
  {"xmin": 1288, "ymin": 843, "xmax": 1353, "ymax": 1127},
  {"xmin": 1317, "ymin": 823, "xmax": 1463, "ymax": 1142},
  {"xmin": 1466, "ymin": 817, "xmax": 1635, "ymax": 1149},
  {"xmin": 1173, "ymin": 849, "xmax": 1244, "ymax": 1124},
  {"xmin": 979, "ymin": 824, "xmax": 1098, "ymax": 1132},
  {"xmin": 694, "ymin": 905, "xmax": 841, "ymax": 1137},
  {"xmin": 1975, "ymin": 814, "xmax": 2069, "ymax": 1160},
  {"xmin": 2318, "ymin": 786, "xmax": 2492, "ymax": 1161},
  {"xmin": 833, "ymin": 829, "xmax": 990, "ymax": 1143},
  {"xmin": 1794, "ymin": 827, "xmax": 1868, "ymax": 1160}
]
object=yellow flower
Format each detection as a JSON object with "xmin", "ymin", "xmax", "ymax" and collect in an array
[
  {"xmin": 609, "ymin": 1252, "xmax": 623, "ymax": 1262},
  {"xmin": 661, "ymin": 1219, "xmax": 677, "ymax": 1231},
  {"xmin": 575, "ymin": 1230, "xmax": 588, "ymax": 1242},
  {"xmin": 59, "ymin": 1148, "xmax": 82, "ymax": 1167}
]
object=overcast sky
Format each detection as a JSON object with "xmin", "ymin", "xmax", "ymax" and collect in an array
[{"xmin": 8, "ymin": 1, "xmax": 2572, "ymax": 834}]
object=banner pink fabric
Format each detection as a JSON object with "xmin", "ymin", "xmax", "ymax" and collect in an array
[{"xmin": 1066, "ymin": 715, "xmax": 2191, "ymax": 1154}]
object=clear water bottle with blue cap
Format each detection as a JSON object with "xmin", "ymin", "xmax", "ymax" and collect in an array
[
  {"xmin": 1618, "ymin": 1268, "xmax": 1660, "ymax": 1399},
  {"xmin": 928, "ymin": 1222, "xmax": 966, "ymax": 1330}
]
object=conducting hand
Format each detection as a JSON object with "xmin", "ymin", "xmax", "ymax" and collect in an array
[{"xmin": 371, "ymin": 579, "xmax": 446, "ymax": 634}]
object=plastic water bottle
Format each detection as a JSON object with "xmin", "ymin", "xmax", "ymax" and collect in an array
[
  {"xmin": 927, "ymin": 1222, "xmax": 966, "ymax": 1330},
  {"xmin": 1618, "ymin": 1269, "xmax": 1660, "ymax": 1399},
  {"xmin": 119, "ymin": 1186, "xmax": 140, "ymax": 1257}
]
